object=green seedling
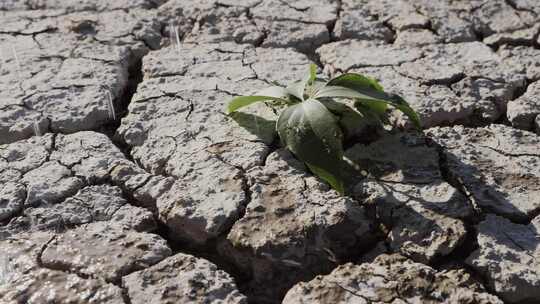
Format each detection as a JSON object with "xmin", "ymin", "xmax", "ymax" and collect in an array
[{"xmin": 227, "ymin": 64, "xmax": 420, "ymax": 194}]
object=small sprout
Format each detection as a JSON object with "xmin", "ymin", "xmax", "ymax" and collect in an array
[
  {"xmin": 33, "ymin": 121, "xmax": 41, "ymax": 137},
  {"xmin": 281, "ymin": 259, "xmax": 302, "ymax": 268},
  {"xmin": 106, "ymin": 89, "xmax": 116, "ymax": 120},
  {"xmin": 89, "ymin": 59, "xmax": 97, "ymax": 81},
  {"xmin": 170, "ymin": 21, "xmax": 181, "ymax": 53},
  {"xmin": 322, "ymin": 247, "xmax": 338, "ymax": 263},
  {"xmin": 11, "ymin": 45, "xmax": 22, "ymax": 82},
  {"xmin": 227, "ymin": 64, "xmax": 421, "ymax": 195}
]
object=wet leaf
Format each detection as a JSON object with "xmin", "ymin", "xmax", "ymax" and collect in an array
[
  {"xmin": 277, "ymin": 99, "xmax": 344, "ymax": 193},
  {"xmin": 316, "ymin": 86, "xmax": 421, "ymax": 129},
  {"xmin": 286, "ymin": 63, "xmax": 318, "ymax": 101},
  {"xmin": 227, "ymin": 86, "xmax": 291, "ymax": 114}
]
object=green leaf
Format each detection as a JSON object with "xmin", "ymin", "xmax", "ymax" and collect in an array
[
  {"xmin": 286, "ymin": 64, "xmax": 318, "ymax": 101},
  {"xmin": 315, "ymin": 85, "xmax": 388, "ymax": 101},
  {"xmin": 315, "ymin": 86, "xmax": 421, "ymax": 129},
  {"xmin": 306, "ymin": 77, "xmax": 328, "ymax": 99},
  {"xmin": 320, "ymin": 99, "xmax": 382, "ymax": 137},
  {"xmin": 328, "ymin": 73, "xmax": 384, "ymax": 92},
  {"xmin": 306, "ymin": 163, "xmax": 344, "ymax": 195},
  {"xmin": 286, "ymin": 80, "xmax": 306, "ymax": 101},
  {"xmin": 326, "ymin": 73, "xmax": 387, "ymax": 115},
  {"xmin": 377, "ymin": 94, "xmax": 422, "ymax": 129},
  {"xmin": 277, "ymin": 99, "xmax": 344, "ymax": 194},
  {"xmin": 353, "ymin": 101, "xmax": 388, "ymax": 126},
  {"xmin": 227, "ymin": 86, "xmax": 290, "ymax": 114}
]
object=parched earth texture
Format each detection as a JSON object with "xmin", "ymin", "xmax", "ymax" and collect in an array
[{"xmin": 1, "ymin": 0, "xmax": 540, "ymax": 303}]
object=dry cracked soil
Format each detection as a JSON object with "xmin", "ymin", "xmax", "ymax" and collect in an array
[{"xmin": 1, "ymin": 0, "xmax": 540, "ymax": 303}]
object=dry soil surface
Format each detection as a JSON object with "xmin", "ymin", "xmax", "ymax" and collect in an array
[{"xmin": 1, "ymin": 0, "xmax": 540, "ymax": 303}]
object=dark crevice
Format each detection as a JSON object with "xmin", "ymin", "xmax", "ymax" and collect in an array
[
  {"xmin": 304, "ymin": 49, "xmax": 325, "ymax": 71},
  {"xmin": 262, "ymin": 17, "xmax": 326, "ymax": 26},
  {"xmin": 99, "ymin": 54, "xmax": 144, "ymax": 162},
  {"xmin": 253, "ymin": 28, "xmax": 268, "ymax": 47},
  {"xmin": 484, "ymin": 22, "xmax": 540, "ymax": 50},
  {"xmin": 0, "ymin": 27, "xmax": 57, "ymax": 36},
  {"xmin": 432, "ymin": 225, "xmax": 503, "ymax": 303},
  {"xmin": 424, "ymin": 73, "xmax": 466, "ymax": 87},
  {"xmin": 472, "ymin": 28, "xmax": 496, "ymax": 51},
  {"xmin": 432, "ymin": 224, "xmax": 479, "ymax": 270},
  {"xmin": 36, "ymin": 235, "xmax": 57, "ymax": 267},
  {"xmin": 422, "ymin": 141, "xmax": 497, "ymax": 295},
  {"xmin": 487, "ymin": 37, "xmax": 537, "ymax": 50},
  {"xmin": 479, "ymin": 144, "xmax": 540, "ymax": 159},
  {"xmin": 215, "ymin": 85, "xmax": 241, "ymax": 97},
  {"xmin": 428, "ymin": 131, "xmax": 539, "ymax": 225},
  {"xmin": 277, "ymin": 0, "xmax": 309, "ymax": 13},
  {"xmin": 334, "ymin": 283, "xmax": 371, "ymax": 302},
  {"xmin": 428, "ymin": 138, "xmax": 483, "ymax": 219},
  {"xmin": 505, "ymin": 0, "xmax": 538, "ymax": 16},
  {"xmin": 511, "ymin": 78, "xmax": 531, "ymax": 101},
  {"xmin": 120, "ymin": 283, "xmax": 133, "ymax": 304},
  {"xmin": 326, "ymin": 0, "xmax": 342, "ymax": 43},
  {"xmin": 147, "ymin": 0, "xmax": 165, "ymax": 10},
  {"xmin": 425, "ymin": 19, "xmax": 440, "ymax": 37},
  {"xmin": 382, "ymin": 19, "xmax": 397, "ymax": 44}
]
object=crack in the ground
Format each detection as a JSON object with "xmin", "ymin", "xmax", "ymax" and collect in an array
[
  {"xmin": 479, "ymin": 144, "xmax": 540, "ymax": 158},
  {"xmin": 36, "ymin": 234, "xmax": 57, "ymax": 268},
  {"xmin": 277, "ymin": 0, "xmax": 309, "ymax": 13},
  {"xmin": 334, "ymin": 282, "xmax": 373, "ymax": 302},
  {"xmin": 429, "ymin": 138, "xmax": 482, "ymax": 216},
  {"xmin": 505, "ymin": 0, "xmax": 538, "ymax": 16},
  {"xmin": 510, "ymin": 78, "xmax": 531, "ymax": 101},
  {"xmin": 120, "ymin": 283, "xmax": 133, "ymax": 304},
  {"xmin": 381, "ymin": 19, "xmax": 397, "ymax": 44},
  {"xmin": 0, "ymin": 28, "xmax": 57, "ymax": 37}
]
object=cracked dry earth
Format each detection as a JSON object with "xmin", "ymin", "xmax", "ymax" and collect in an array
[{"xmin": 2, "ymin": 1, "xmax": 540, "ymax": 304}]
